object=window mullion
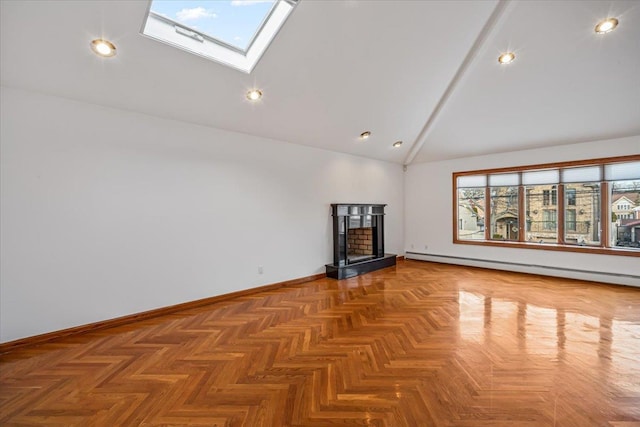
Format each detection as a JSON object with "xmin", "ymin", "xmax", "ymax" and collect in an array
[
  {"xmin": 518, "ymin": 185, "xmax": 525, "ymax": 242},
  {"xmin": 484, "ymin": 186, "xmax": 490, "ymax": 241},
  {"xmin": 601, "ymin": 180, "xmax": 609, "ymax": 248},
  {"xmin": 558, "ymin": 184, "xmax": 565, "ymax": 244}
]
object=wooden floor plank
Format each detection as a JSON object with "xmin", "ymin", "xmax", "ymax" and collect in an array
[{"xmin": 1, "ymin": 260, "xmax": 639, "ymax": 426}]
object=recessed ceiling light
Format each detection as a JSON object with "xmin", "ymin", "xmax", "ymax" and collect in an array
[
  {"xmin": 393, "ymin": 141, "xmax": 403, "ymax": 148},
  {"xmin": 90, "ymin": 39, "xmax": 116, "ymax": 57},
  {"xmin": 498, "ymin": 52, "xmax": 515, "ymax": 65},
  {"xmin": 360, "ymin": 131, "xmax": 371, "ymax": 140},
  {"xmin": 246, "ymin": 89, "xmax": 262, "ymax": 101},
  {"xmin": 595, "ymin": 18, "xmax": 619, "ymax": 34}
]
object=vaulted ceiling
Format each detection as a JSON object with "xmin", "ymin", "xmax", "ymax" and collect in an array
[{"xmin": 2, "ymin": 0, "xmax": 639, "ymax": 164}]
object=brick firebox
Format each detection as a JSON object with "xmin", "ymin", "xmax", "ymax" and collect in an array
[{"xmin": 347, "ymin": 227, "xmax": 373, "ymax": 256}]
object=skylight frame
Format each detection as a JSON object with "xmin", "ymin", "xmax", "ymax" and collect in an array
[
  {"xmin": 140, "ymin": 0, "xmax": 298, "ymax": 74},
  {"xmin": 243, "ymin": 1, "xmax": 280, "ymax": 54}
]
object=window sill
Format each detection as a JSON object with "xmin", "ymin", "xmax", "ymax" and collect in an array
[{"xmin": 453, "ymin": 239, "xmax": 640, "ymax": 257}]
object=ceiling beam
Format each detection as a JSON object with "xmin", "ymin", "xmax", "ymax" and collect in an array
[{"xmin": 404, "ymin": 0, "xmax": 512, "ymax": 166}]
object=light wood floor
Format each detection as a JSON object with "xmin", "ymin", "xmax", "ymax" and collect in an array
[{"xmin": 1, "ymin": 260, "xmax": 639, "ymax": 426}]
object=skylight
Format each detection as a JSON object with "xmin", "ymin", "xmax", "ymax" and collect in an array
[{"xmin": 142, "ymin": 0, "xmax": 298, "ymax": 73}]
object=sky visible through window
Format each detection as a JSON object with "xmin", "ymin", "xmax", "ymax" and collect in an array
[{"xmin": 150, "ymin": 0, "xmax": 276, "ymax": 51}]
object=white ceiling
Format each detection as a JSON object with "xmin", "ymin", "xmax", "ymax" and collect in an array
[{"xmin": 2, "ymin": 0, "xmax": 639, "ymax": 165}]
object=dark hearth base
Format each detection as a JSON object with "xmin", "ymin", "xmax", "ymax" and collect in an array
[{"xmin": 325, "ymin": 253, "xmax": 397, "ymax": 280}]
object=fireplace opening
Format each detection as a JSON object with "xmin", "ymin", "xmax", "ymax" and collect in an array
[{"xmin": 347, "ymin": 227, "xmax": 374, "ymax": 262}]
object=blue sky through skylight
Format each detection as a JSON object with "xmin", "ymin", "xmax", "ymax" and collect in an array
[{"xmin": 150, "ymin": 0, "xmax": 276, "ymax": 51}]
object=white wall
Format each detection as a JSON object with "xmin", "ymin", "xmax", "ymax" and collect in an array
[
  {"xmin": 405, "ymin": 136, "xmax": 640, "ymax": 286},
  {"xmin": 0, "ymin": 86, "xmax": 404, "ymax": 343}
]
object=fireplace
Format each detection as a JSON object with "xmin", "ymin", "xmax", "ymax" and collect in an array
[{"xmin": 325, "ymin": 203, "xmax": 396, "ymax": 279}]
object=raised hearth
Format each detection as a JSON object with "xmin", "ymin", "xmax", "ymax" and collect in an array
[{"xmin": 325, "ymin": 203, "xmax": 396, "ymax": 279}]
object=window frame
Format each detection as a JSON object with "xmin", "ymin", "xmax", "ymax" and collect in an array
[{"xmin": 452, "ymin": 155, "xmax": 640, "ymax": 257}]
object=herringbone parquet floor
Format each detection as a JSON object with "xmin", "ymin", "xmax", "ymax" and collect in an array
[{"xmin": 1, "ymin": 260, "xmax": 639, "ymax": 426}]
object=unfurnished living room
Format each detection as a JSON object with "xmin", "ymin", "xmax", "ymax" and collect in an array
[{"xmin": 1, "ymin": 0, "xmax": 639, "ymax": 426}]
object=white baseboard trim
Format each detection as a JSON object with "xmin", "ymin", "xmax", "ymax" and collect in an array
[{"xmin": 405, "ymin": 252, "xmax": 640, "ymax": 288}]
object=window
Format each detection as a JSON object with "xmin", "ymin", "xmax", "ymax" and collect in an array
[
  {"xmin": 525, "ymin": 185, "xmax": 557, "ymax": 243},
  {"xmin": 142, "ymin": 0, "xmax": 298, "ymax": 73},
  {"xmin": 453, "ymin": 156, "xmax": 639, "ymax": 256},
  {"xmin": 611, "ymin": 179, "xmax": 640, "ymax": 249},
  {"xmin": 490, "ymin": 186, "xmax": 519, "ymax": 241},
  {"xmin": 566, "ymin": 209, "xmax": 577, "ymax": 232},
  {"xmin": 543, "ymin": 186, "xmax": 557, "ymax": 206},
  {"xmin": 565, "ymin": 183, "xmax": 601, "ymax": 246},
  {"xmin": 457, "ymin": 188, "xmax": 485, "ymax": 240},
  {"xmin": 567, "ymin": 188, "xmax": 576, "ymax": 206},
  {"xmin": 542, "ymin": 209, "xmax": 557, "ymax": 230}
]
